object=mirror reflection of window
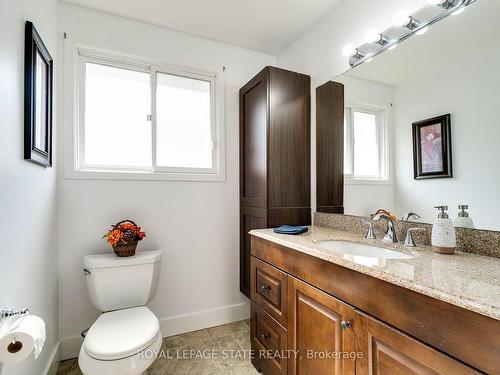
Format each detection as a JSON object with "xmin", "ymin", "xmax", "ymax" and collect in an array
[
  {"xmin": 344, "ymin": 106, "xmax": 388, "ymax": 181},
  {"xmin": 353, "ymin": 111, "xmax": 378, "ymax": 177}
]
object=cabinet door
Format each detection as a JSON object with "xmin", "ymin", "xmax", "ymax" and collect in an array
[
  {"xmin": 287, "ymin": 277, "xmax": 356, "ymax": 375},
  {"xmin": 240, "ymin": 68, "xmax": 268, "ymax": 209},
  {"xmin": 240, "ymin": 206, "xmax": 267, "ymax": 297},
  {"xmin": 267, "ymin": 67, "xmax": 311, "ymax": 225},
  {"xmin": 355, "ymin": 311, "xmax": 481, "ymax": 375}
]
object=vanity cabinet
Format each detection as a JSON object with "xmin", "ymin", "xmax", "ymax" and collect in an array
[
  {"xmin": 240, "ymin": 66, "xmax": 311, "ymax": 297},
  {"xmin": 250, "ymin": 235, "xmax": 498, "ymax": 374}
]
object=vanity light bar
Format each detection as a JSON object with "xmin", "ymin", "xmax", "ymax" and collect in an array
[{"xmin": 345, "ymin": 0, "xmax": 477, "ymax": 68}]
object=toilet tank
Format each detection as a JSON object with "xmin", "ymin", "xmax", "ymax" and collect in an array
[{"xmin": 83, "ymin": 250, "xmax": 162, "ymax": 312}]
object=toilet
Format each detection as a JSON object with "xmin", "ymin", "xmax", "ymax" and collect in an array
[{"xmin": 78, "ymin": 250, "xmax": 163, "ymax": 375}]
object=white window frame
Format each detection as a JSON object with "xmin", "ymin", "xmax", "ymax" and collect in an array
[
  {"xmin": 344, "ymin": 104, "xmax": 390, "ymax": 185},
  {"xmin": 63, "ymin": 40, "xmax": 226, "ymax": 181}
]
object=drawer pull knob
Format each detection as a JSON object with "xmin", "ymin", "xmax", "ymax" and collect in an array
[
  {"xmin": 341, "ymin": 320, "xmax": 352, "ymax": 330},
  {"xmin": 260, "ymin": 285, "xmax": 270, "ymax": 292},
  {"xmin": 260, "ymin": 333, "xmax": 269, "ymax": 340}
]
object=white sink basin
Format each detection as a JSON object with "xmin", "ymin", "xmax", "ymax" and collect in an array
[{"xmin": 315, "ymin": 240, "xmax": 414, "ymax": 266}]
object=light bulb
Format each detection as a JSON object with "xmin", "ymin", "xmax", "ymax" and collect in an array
[
  {"xmin": 342, "ymin": 44, "xmax": 356, "ymax": 57},
  {"xmin": 416, "ymin": 26, "xmax": 429, "ymax": 35},
  {"xmin": 364, "ymin": 29, "xmax": 380, "ymax": 44},
  {"xmin": 452, "ymin": 7, "xmax": 465, "ymax": 15},
  {"xmin": 393, "ymin": 11, "xmax": 411, "ymax": 27}
]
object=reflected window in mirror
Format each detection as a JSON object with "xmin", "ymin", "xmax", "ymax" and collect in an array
[{"xmin": 344, "ymin": 106, "xmax": 389, "ymax": 183}]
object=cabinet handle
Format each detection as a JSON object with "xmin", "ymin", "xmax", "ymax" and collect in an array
[
  {"xmin": 260, "ymin": 333, "xmax": 269, "ymax": 340},
  {"xmin": 341, "ymin": 320, "xmax": 352, "ymax": 330},
  {"xmin": 260, "ymin": 284, "xmax": 270, "ymax": 292}
]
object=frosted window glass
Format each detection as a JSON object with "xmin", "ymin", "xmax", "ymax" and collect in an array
[
  {"xmin": 84, "ymin": 63, "xmax": 151, "ymax": 167},
  {"xmin": 156, "ymin": 72, "xmax": 212, "ymax": 169},
  {"xmin": 353, "ymin": 111, "xmax": 378, "ymax": 177}
]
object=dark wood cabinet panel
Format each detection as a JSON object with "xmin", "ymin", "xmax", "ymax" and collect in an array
[
  {"xmin": 251, "ymin": 256, "xmax": 288, "ymax": 327},
  {"xmin": 268, "ymin": 207, "xmax": 311, "ymax": 228},
  {"xmin": 287, "ymin": 276, "xmax": 356, "ymax": 375},
  {"xmin": 240, "ymin": 206, "xmax": 267, "ymax": 297},
  {"xmin": 316, "ymin": 81, "xmax": 344, "ymax": 214},
  {"xmin": 240, "ymin": 66, "xmax": 311, "ymax": 297},
  {"xmin": 251, "ymin": 302, "xmax": 288, "ymax": 375},
  {"xmin": 268, "ymin": 67, "xmax": 311, "ymax": 209},
  {"xmin": 355, "ymin": 311, "xmax": 481, "ymax": 375}
]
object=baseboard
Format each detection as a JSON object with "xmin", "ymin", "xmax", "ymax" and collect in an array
[
  {"xmin": 59, "ymin": 335, "xmax": 83, "ymax": 361},
  {"xmin": 43, "ymin": 342, "xmax": 61, "ymax": 375},
  {"xmin": 59, "ymin": 302, "xmax": 250, "ymax": 360},
  {"xmin": 159, "ymin": 302, "xmax": 250, "ymax": 337}
]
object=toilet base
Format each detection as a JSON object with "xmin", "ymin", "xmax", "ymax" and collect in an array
[{"xmin": 78, "ymin": 331, "xmax": 162, "ymax": 375}]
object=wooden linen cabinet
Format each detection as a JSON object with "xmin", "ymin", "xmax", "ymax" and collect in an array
[{"xmin": 239, "ymin": 66, "xmax": 311, "ymax": 297}]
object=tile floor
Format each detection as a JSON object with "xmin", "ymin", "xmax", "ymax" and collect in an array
[{"xmin": 56, "ymin": 319, "xmax": 259, "ymax": 375}]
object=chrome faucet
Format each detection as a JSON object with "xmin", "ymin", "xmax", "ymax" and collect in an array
[
  {"xmin": 402, "ymin": 212, "xmax": 421, "ymax": 221},
  {"xmin": 371, "ymin": 211, "xmax": 398, "ymax": 243}
]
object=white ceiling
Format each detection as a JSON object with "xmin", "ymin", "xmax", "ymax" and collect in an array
[{"xmin": 61, "ymin": 0, "xmax": 340, "ymax": 55}]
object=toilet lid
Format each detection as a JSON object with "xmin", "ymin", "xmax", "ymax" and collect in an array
[{"xmin": 84, "ymin": 306, "xmax": 160, "ymax": 360}]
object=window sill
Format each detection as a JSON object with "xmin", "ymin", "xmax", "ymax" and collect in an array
[
  {"xmin": 64, "ymin": 168, "xmax": 226, "ymax": 182},
  {"xmin": 344, "ymin": 177, "xmax": 392, "ymax": 186}
]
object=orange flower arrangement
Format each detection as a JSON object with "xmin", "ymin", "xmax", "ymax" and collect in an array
[{"xmin": 103, "ymin": 220, "xmax": 146, "ymax": 246}]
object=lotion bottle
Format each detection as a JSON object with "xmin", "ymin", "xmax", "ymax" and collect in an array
[
  {"xmin": 431, "ymin": 206, "xmax": 456, "ymax": 255},
  {"xmin": 454, "ymin": 205, "xmax": 475, "ymax": 229}
]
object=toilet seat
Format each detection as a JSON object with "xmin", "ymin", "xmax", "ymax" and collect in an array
[
  {"xmin": 84, "ymin": 306, "xmax": 160, "ymax": 360},
  {"xmin": 79, "ymin": 330, "xmax": 162, "ymax": 375}
]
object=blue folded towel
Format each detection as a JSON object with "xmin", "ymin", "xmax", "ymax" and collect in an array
[{"xmin": 273, "ymin": 225, "xmax": 309, "ymax": 235}]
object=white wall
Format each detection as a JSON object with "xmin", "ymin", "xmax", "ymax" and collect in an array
[
  {"xmin": 277, "ymin": 0, "xmax": 428, "ymax": 214},
  {"xmin": 57, "ymin": 3, "xmax": 275, "ymax": 357},
  {"xmin": 393, "ymin": 46, "xmax": 500, "ymax": 230},
  {"xmin": 0, "ymin": 0, "xmax": 59, "ymax": 374}
]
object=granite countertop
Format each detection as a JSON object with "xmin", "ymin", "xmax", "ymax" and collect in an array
[{"xmin": 250, "ymin": 226, "xmax": 500, "ymax": 321}]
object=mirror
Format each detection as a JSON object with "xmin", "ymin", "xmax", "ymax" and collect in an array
[{"xmin": 327, "ymin": 0, "xmax": 500, "ymax": 231}]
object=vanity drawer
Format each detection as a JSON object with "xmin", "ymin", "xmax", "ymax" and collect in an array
[
  {"xmin": 251, "ymin": 302, "xmax": 288, "ymax": 375},
  {"xmin": 251, "ymin": 256, "xmax": 288, "ymax": 326}
]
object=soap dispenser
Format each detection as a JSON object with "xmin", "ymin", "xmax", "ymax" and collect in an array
[
  {"xmin": 454, "ymin": 205, "xmax": 475, "ymax": 229},
  {"xmin": 431, "ymin": 206, "xmax": 456, "ymax": 254}
]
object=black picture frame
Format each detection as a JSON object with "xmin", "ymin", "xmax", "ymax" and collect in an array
[
  {"xmin": 412, "ymin": 114, "xmax": 452, "ymax": 180},
  {"xmin": 24, "ymin": 21, "xmax": 53, "ymax": 167}
]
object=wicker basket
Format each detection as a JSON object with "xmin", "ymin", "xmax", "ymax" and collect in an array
[{"xmin": 112, "ymin": 219, "xmax": 139, "ymax": 257}]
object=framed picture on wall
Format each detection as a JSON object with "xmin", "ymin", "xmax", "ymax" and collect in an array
[
  {"xmin": 24, "ymin": 21, "xmax": 53, "ymax": 167},
  {"xmin": 412, "ymin": 114, "xmax": 452, "ymax": 180}
]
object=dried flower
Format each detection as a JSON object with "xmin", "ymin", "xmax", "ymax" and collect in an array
[{"xmin": 103, "ymin": 221, "xmax": 146, "ymax": 247}]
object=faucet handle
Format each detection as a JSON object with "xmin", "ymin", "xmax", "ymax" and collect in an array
[
  {"xmin": 364, "ymin": 221, "xmax": 376, "ymax": 239},
  {"xmin": 404, "ymin": 228, "xmax": 425, "ymax": 247}
]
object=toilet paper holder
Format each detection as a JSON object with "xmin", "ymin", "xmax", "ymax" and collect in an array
[{"xmin": 0, "ymin": 308, "xmax": 29, "ymax": 321}]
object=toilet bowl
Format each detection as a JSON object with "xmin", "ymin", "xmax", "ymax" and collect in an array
[{"xmin": 79, "ymin": 251, "xmax": 162, "ymax": 375}]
